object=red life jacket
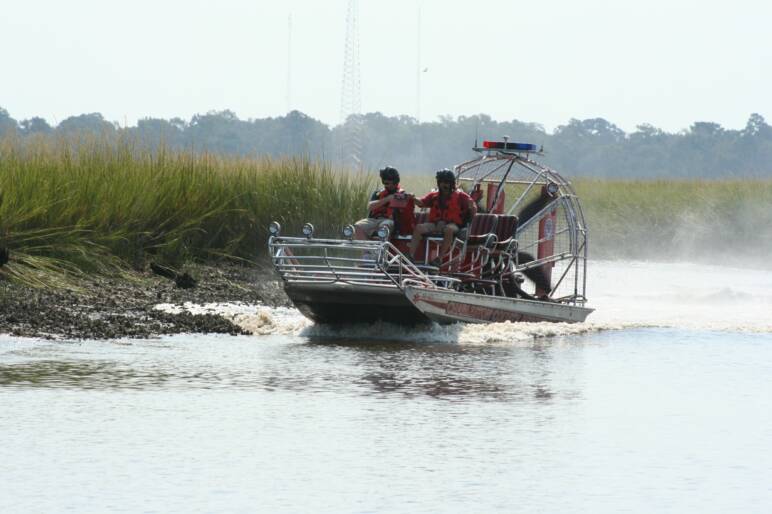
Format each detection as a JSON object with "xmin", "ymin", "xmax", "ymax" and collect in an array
[
  {"xmin": 369, "ymin": 186, "xmax": 405, "ymax": 218},
  {"xmin": 369, "ymin": 186, "xmax": 415, "ymax": 235},
  {"xmin": 427, "ymin": 190, "xmax": 468, "ymax": 225}
]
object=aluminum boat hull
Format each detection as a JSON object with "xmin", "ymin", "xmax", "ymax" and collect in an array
[
  {"xmin": 404, "ymin": 286, "xmax": 593, "ymax": 324},
  {"xmin": 285, "ymin": 282, "xmax": 430, "ymax": 325}
]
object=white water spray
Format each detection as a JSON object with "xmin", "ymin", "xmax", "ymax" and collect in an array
[{"xmin": 156, "ymin": 261, "xmax": 772, "ymax": 342}]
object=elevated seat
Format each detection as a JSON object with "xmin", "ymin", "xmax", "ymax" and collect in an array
[
  {"xmin": 491, "ymin": 214, "xmax": 519, "ymax": 257},
  {"xmin": 447, "ymin": 213, "xmax": 499, "ymax": 275},
  {"xmin": 412, "ymin": 210, "xmax": 464, "ymax": 265},
  {"xmin": 494, "ymin": 215, "xmax": 518, "ymax": 246},
  {"xmin": 462, "ymin": 213, "xmax": 498, "ymax": 246},
  {"xmin": 484, "ymin": 214, "xmax": 519, "ymax": 282}
]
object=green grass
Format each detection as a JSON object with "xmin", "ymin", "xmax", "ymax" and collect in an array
[
  {"xmin": 2, "ymin": 134, "xmax": 769, "ymax": 289},
  {"xmin": 575, "ymin": 179, "xmax": 772, "ymax": 260},
  {"xmin": 403, "ymin": 175, "xmax": 772, "ymax": 261},
  {"xmin": 0, "ymin": 134, "xmax": 373, "ymax": 286}
]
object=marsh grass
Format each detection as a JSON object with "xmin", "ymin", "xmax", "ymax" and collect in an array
[
  {"xmin": 403, "ymin": 174, "xmax": 772, "ymax": 263},
  {"xmin": 575, "ymin": 179, "xmax": 772, "ymax": 261},
  {"xmin": 2, "ymin": 134, "xmax": 769, "ymax": 289},
  {"xmin": 0, "ymin": 135, "xmax": 372, "ymax": 286}
]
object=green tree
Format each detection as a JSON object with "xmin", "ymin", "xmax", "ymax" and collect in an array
[
  {"xmin": 57, "ymin": 113, "xmax": 116, "ymax": 134},
  {"xmin": 0, "ymin": 107, "xmax": 18, "ymax": 135},
  {"xmin": 19, "ymin": 117, "xmax": 53, "ymax": 135}
]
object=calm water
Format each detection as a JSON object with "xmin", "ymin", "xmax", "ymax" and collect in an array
[{"xmin": 1, "ymin": 261, "xmax": 771, "ymax": 513}]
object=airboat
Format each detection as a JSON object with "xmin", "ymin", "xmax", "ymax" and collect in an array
[{"xmin": 267, "ymin": 139, "xmax": 593, "ymax": 325}]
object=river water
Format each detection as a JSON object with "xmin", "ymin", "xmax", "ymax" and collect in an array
[{"xmin": 1, "ymin": 261, "xmax": 771, "ymax": 513}]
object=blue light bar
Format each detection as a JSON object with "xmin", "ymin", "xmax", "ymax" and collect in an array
[{"xmin": 483, "ymin": 141, "xmax": 539, "ymax": 152}]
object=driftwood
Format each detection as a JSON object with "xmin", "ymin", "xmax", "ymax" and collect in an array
[{"xmin": 150, "ymin": 262, "xmax": 197, "ymax": 289}]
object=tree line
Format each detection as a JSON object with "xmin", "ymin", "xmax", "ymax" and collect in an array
[{"xmin": 2, "ymin": 106, "xmax": 771, "ymax": 178}]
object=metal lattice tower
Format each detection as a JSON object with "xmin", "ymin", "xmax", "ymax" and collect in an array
[
  {"xmin": 416, "ymin": 3, "xmax": 421, "ymax": 123},
  {"xmin": 340, "ymin": 0, "xmax": 362, "ymax": 169},
  {"xmin": 286, "ymin": 13, "xmax": 292, "ymax": 113}
]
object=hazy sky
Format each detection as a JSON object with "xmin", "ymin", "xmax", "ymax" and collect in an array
[{"xmin": 2, "ymin": 0, "xmax": 770, "ymax": 132}]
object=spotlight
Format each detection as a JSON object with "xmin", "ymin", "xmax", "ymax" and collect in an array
[
  {"xmin": 302, "ymin": 223, "xmax": 314, "ymax": 239},
  {"xmin": 268, "ymin": 221, "xmax": 281, "ymax": 236},
  {"xmin": 376, "ymin": 225, "xmax": 391, "ymax": 241},
  {"xmin": 342, "ymin": 224, "xmax": 355, "ymax": 240}
]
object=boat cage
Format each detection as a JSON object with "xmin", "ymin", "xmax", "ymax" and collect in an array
[
  {"xmin": 268, "ymin": 235, "xmax": 456, "ymax": 290},
  {"xmin": 268, "ymin": 140, "xmax": 589, "ymax": 308},
  {"xmin": 454, "ymin": 143, "xmax": 589, "ymax": 304}
]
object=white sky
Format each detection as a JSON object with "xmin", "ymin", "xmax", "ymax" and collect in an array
[{"xmin": 1, "ymin": 0, "xmax": 770, "ymax": 133}]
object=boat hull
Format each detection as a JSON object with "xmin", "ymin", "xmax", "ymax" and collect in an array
[
  {"xmin": 284, "ymin": 282, "xmax": 430, "ymax": 325},
  {"xmin": 404, "ymin": 286, "xmax": 593, "ymax": 324}
]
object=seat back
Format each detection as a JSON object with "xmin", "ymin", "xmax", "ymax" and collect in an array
[
  {"xmin": 495, "ymin": 215, "xmax": 518, "ymax": 242},
  {"xmin": 468, "ymin": 213, "xmax": 498, "ymax": 237},
  {"xmin": 414, "ymin": 211, "xmax": 429, "ymax": 225},
  {"xmin": 452, "ymin": 213, "xmax": 498, "ymax": 274}
]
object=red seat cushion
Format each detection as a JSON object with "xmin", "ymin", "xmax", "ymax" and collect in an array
[
  {"xmin": 495, "ymin": 215, "xmax": 518, "ymax": 242},
  {"xmin": 466, "ymin": 214, "xmax": 498, "ymax": 244}
]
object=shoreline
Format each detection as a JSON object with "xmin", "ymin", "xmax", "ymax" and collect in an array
[{"xmin": 0, "ymin": 264, "xmax": 291, "ymax": 340}]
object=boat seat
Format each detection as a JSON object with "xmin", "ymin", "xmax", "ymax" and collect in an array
[
  {"xmin": 480, "ymin": 214, "xmax": 520, "ymax": 279},
  {"xmin": 444, "ymin": 214, "xmax": 499, "ymax": 274},
  {"xmin": 464, "ymin": 214, "xmax": 498, "ymax": 246},
  {"xmin": 494, "ymin": 215, "xmax": 518, "ymax": 245},
  {"xmin": 412, "ymin": 209, "xmax": 461, "ymax": 265}
]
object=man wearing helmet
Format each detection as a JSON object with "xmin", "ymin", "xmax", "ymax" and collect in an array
[
  {"xmin": 407, "ymin": 168, "xmax": 477, "ymax": 264},
  {"xmin": 354, "ymin": 166, "xmax": 414, "ymax": 240}
]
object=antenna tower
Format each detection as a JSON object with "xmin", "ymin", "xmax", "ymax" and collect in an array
[
  {"xmin": 416, "ymin": 3, "xmax": 421, "ymax": 122},
  {"xmin": 340, "ymin": 0, "xmax": 362, "ymax": 169},
  {"xmin": 286, "ymin": 13, "xmax": 292, "ymax": 113}
]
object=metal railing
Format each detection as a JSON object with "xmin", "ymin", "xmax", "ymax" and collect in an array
[{"xmin": 269, "ymin": 236, "xmax": 441, "ymax": 290}]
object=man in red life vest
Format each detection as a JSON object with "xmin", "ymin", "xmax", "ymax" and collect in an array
[
  {"xmin": 354, "ymin": 166, "xmax": 414, "ymax": 240},
  {"xmin": 407, "ymin": 168, "xmax": 477, "ymax": 263}
]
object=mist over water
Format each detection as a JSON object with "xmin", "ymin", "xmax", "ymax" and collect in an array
[{"xmin": 590, "ymin": 260, "xmax": 772, "ymax": 332}]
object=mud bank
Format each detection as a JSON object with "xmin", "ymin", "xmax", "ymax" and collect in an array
[{"xmin": 0, "ymin": 264, "xmax": 291, "ymax": 340}]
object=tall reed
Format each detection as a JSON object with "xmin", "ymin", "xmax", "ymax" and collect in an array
[
  {"xmin": 0, "ymin": 134, "xmax": 373, "ymax": 285},
  {"xmin": 3, "ymin": 133, "xmax": 769, "ymax": 288},
  {"xmin": 574, "ymin": 179, "xmax": 772, "ymax": 261},
  {"xmin": 402, "ymin": 174, "xmax": 772, "ymax": 262}
]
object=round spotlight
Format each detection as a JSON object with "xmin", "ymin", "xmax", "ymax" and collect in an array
[
  {"xmin": 342, "ymin": 224, "xmax": 355, "ymax": 239},
  {"xmin": 376, "ymin": 225, "xmax": 391, "ymax": 241},
  {"xmin": 302, "ymin": 223, "xmax": 314, "ymax": 238},
  {"xmin": 547, "ymin": 182, "xmax": 559, "ymax": 196},
  {"xmin": 268, "ymin": 221, "xmax": 281, "ymax": 236}
]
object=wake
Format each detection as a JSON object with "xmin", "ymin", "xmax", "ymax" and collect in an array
[{"xmin": 155, "ymin": 260, "xmax": 772, "ymax": 342}]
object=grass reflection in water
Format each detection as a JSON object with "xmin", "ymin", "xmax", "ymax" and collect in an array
[{"xmin": 0, "ymin": 336, "xmax": 580, "ymax": 404}]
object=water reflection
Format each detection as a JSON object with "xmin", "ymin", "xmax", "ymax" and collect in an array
[
  {"xmin": 0, "ymin": 336, "xmax": 581, "ymax": 404},
  {"xmin": 0, "ymin": 360, "xmax": 176, "ymax": 390},
  {"xmin": 357, "ymin": 370, "xmax": 512, "ymax": 400},
  {"xmin": 291, "ymin": 338, "xmax": 568, "ymax": 402}
]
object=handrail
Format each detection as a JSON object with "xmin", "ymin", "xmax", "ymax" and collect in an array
[{"xmin": 270, "ymin": 236, "xmax": 437, "ymax": 290}]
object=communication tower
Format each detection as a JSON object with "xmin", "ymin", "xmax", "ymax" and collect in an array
[
  {"xmin": 416, "ymin": 3, "xmax": 421, "ymax": 122},
  {"xmin": 286, "ymin": 13, "xmax": 293, "ymax": 113},
  {"xmin": 340, "ymin": 0, "xmax": 362, "ymax": 169}
]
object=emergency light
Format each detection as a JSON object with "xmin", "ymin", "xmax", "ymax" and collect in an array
[{"xmin": 482, "ymin": 141, "xmax": 539, "ymax": 152}]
